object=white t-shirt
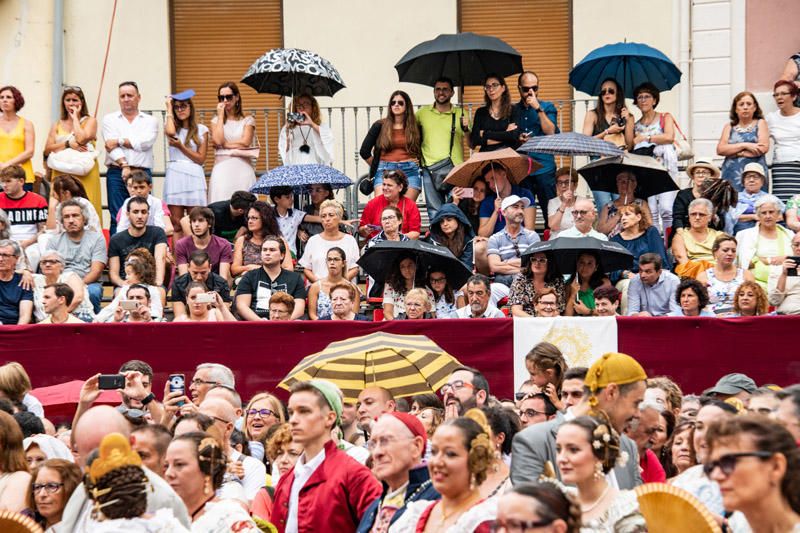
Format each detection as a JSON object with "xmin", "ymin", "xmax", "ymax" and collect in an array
[
  {"xmin": 767, "ymin": 110, "xmax": 800, "ymax": 162},
  {"xmin": 298, "ymin": 233, "xmax": 359, "ymax": 279}
]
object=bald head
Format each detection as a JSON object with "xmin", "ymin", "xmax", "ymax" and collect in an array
[
  {"xmin": 199, "ymin": 397, "xmax": 236, "ymax": 446},
  {"xmin": 73, "ymin": 406, "xmax": 131, "ymax": 469},
  {"xmin": 205, "ymin": 386, "xmax": 242, "ymax": 417},
  {"xmin": 573, "ymin": 198, "xmax": 597, "ymax": 232}
]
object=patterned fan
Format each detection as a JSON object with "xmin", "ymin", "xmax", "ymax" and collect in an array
[
  {"xmin": 0, "ymin": 510, "xmax": 44, "ymax": 533},
  {"xmin": 635, "ymin": 483, "xmax": 721, "ymax": 533}
]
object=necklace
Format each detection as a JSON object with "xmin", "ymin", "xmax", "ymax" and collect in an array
[
  {"xmin": 487, "ymin": 475, "xmax": 509, "ymax": 499},
  {"xmin": 580, "ymin": 484, "xmax": 611, "ymax": 514},
  {"xmin": 190, "ymin": 494, "xmax": 216, "ymax": 520},
  {"xmin": 298, "ymin": 126, "xmax": 311, "ymax": 153},
  {"xmin": 439, "ymin": 491, "xmax": 480, "ymax": 526},
  {"xmin": 406, "ymin": 479, "xmax": 432, "ymax": 504}
]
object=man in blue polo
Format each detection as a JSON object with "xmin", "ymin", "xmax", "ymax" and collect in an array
[{"xmin": 512, "ymin": 71, "xmax": 559, "ymax": 227}]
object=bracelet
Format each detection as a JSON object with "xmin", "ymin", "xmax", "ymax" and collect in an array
[{"xmin": 140, "ymin": 392, "xmax": 156, "ymax": 406}]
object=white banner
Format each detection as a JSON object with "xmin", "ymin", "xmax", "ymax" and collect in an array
[{"xmin": 513, "ymin": 317, "xmax": 619, "ymax": 392}]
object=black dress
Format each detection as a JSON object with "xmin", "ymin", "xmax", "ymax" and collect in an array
[{"xmin": 469, "ymin": 106, "xmax": 520, "ymax": 152}]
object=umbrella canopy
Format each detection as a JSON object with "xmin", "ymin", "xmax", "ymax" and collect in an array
[
  {"xmin": 251, "ymin": 164, "xmax": 352, "ymax": 195},
  {"xmin": 518, "ymin": 132, "xmax": 623, "ymax": 158},
  {"xmin": 444, "ymin": 148, "xmax": 538, "ymax": 188},
  {"xmin": 31, "ymin": 380, "xmax": 120, "ymax": 420},
  {"xmin": 242, "ymin": 47, "xmax": 346, "ymax": 97},
  {"xmin": 570, "ymin": 41, "xmax": 682, "ymax": 98},
  {"xmin": 395, "ymin": 32, "xmax": 523, "ymax": 87},
  {"xmin": 357, "ymin": 240, "xmax": 473, "ymax": 289},
  {"xmin": 577, "ymin": 153, "xmax": 678, "ymax": 198},
  {"xmin": 521, "ymin": 237, "xmax": 634, "ymax": 274},
  {"xmin": 278, "ymin": 332, "xmax": 462, "ymax": 403}
]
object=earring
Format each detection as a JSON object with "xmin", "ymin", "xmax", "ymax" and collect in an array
[
  {"xmin": 204, "ymin": 476, "xmax": 212, "ymax": 495},
  {"xmin": 594, "ymin": 462, "xmax": 604, "ymax": 480}
]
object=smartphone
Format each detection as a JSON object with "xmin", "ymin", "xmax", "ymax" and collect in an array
[
  {"xmin": 367, "ymin": 224, "xmax": 382, "ymax": 231},
  {"xmin": 460, "ymin": 187, "xmax": 474, "ymax": 199},
  {"xmin": 119, "ymin": 300, "xmax": 138, "ymax": 311},
  {"xmin": 168, "ymin": 374, "xmax": 185, "ymax": 407},
  {"xmin": 98, "ymin": 374, "xmax": 125, "ymax": 390},
  {"xmin": 195, "ymin": 292, "xmax": 215, "ymax": 304},
  {"xmin": 788, "ymin": 256, "xmax": 800, "ymax": 277}
]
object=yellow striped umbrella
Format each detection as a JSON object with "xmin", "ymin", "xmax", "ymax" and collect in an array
[{"xmin": 277, "ymin": 332, "xmax": 462, "ymax": 403}]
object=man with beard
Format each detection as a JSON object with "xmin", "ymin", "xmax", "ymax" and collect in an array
[
  {"xmin": 174, "ymin": 206, "xmax": 232, "ymax": 278},
  {"xmin": 440, "ymin": 366, "xmax": 490, "ymax": 419},
  {"xmin": 107, "ymin": 196, "xmax": 168, "ymax": 287},
  {"xmin": 511, "ymin": 352, "xmax": 646, "ymax": 488},
  {"xmin": 487, "ymin": 195, "xmax": 541, "ymax": 287},
  {"xmin": 46, "ymin": 199, "xmax": 107, "ymax": 311},
  {"xmin": 626, "ymin": 401, "xmax": 666, "ymax": 483},
  {"xmin": 449, "ymin": 274, "xmax": 505, "ymax": 318}
]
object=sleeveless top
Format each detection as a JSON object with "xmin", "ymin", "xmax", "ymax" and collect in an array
[
  {"xmin": 315, "ymin": 279, "xmax": 332, "ymax": 320},
  {"xmin": 634, "ymin": 113, "xmax": 678, "ymax": 179},
  {"xmin": 676, "ymin": 228, "xmax": 721, "ymax": 262},
  {"xmin": 242, "ymin": 238, "xmax": 261, "ymax": 267},
  {"xmin": 720, "ymin": 122, "xmax": 768, "ymax": 191},
  {"xmin": 591, "ymin": 108, "xmax": 627, "ymax": 148},
  {"xmin": 0, "ymin": 117, "xmax": 34, "ymax": 182},
  {"xmin": 706, "ymin": 267, "xmax": 745, "ymax": 316}
]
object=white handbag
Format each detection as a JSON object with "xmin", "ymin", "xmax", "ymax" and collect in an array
[{"xmin": 47, "ymin": 146, "xmax": 97, "ymax": 176}]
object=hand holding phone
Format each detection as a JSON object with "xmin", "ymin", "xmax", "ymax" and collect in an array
[
  {"xmin": 119, "ymin": 300, "xmax": 138, "ymax": 311},
  {"xmin": 168, "ymin": 374, "xmax": 186, "ymax": 407},
  {"xmin": 98, "ymin": 374, "xmax": 125, "ymax": 390},
  {"xmin": 460, "ymin": 187, "xmax": 474, "ymax": 199},
  {"xmin": 787, "ymin": 256, "xmax": 800, "ymax": 277}
]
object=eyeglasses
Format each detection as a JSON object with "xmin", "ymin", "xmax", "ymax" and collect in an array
[
  {"xmin": 116, "ymin": 406, "xmax": 146, "ymax": 419},
  {"xmin": 703, "ymin": 451, "xmax": 773, "ymax": 477},
  {"xmin": 191, "ymin": 378, "xmax": 219, "ymax": 387},
  {"xmin": 366, "ymin": 435, "xmax": 411, "ymax": 451},
  {"xmin": 390, "ymin": 100, "xmax": 405, "ymax": 106},
  {"xmin": 556, "ymin": 180, "xmax": 572, "ymax": 187},
  {"xmin": 773, "ymin": 92, "xmax": 792, "ymax": 98},
  {"xmin": 40, "ymin": 259, "xmax": 61, "ymax": 266},
  {"xmin": 689, "ymin": 212, "xmax": 710, "ymax": 218},
  {"xmin": 572, "ymin": 210, "xmax": 590, "ymax": 217},
  {"xmin": 519, "ymin": 408, "xmax": 547, "ymax": 419},
  {"xmin": 212, "ymin": 415, "xmax": 233, "ymax": 426},
  {"xmin": 247, "ymin": 408, "xmax": 275, "ymax": 418},
  {"xmin": 636, "ymin": 94, "xmax": 654, "ymax": 101},
  {"xmin": 0, "ymin": 252, "xmax": 17, "ymax": 259},
  {"xmin": 429, "ymin": 276, "xmax": 447, "ymax": 283},
  {"xmin": 600, "ymin": 88, "xmax": 616, "ymax": 96},
  {"xmin": 380, "ymin": 215, "xmax": 398, "ymax": 221},
  {"xmin": 489, "ymin": 518, "xmax": 553, "ymax": 532},
  {"xmin": 519, "ymin": 85, "xmax": 539, "ymax": 93},
  {"xmin": 440, "ymin": 380, "xmax": 475, "ymax": 394},
  {"xmin": 33, "ymin": 482, "xmax": 64, "ymax": 494},
  {"xmin": 484, "ymin": 82, "xmax": 501, "ymax": 91},
  {"xmin": 173, "ymin": 102, "xmax": 190, "ymax": 110},
  {"xmin": 537, "ymin": 300, "xmax": 558, "ymax": 308},
  {"xmin": 217, "ymin": 94, "xmax": 235, "ymax": 102},
  {"xmin": 530, "ymin": 257, "xmax": 548, "ymax": 264}
]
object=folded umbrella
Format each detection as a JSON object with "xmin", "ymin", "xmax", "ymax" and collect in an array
[
  {"xmin": 578, "ymin": 153, "xmax": 678, "ymax": 198},
  {"xmin": 517, "ymin": 132, "xmax": 623, "ymax": 158},
  {"xmin": 242, "ymin": 47, "xmax": 346, "ymax": 97},
  {"xmin": 444, "ymin": 148, "xmax": 539, "ymax": 188},
  {"xmin": 570, "ymin": 41, "xmax": 682, "ymax": 98},
  {"xmin": 395, "ymin": 32, "xmax": 522, "ymax": 87},
  {"xmin": 278, "ymin": 332, "xmax": 462, "ymax": 403},
  {"xmin": 521, "ymin": 236, "xmax": 634, "ymax": 274},
  {"xmin": 251, "ymin": 164, "xmax": 352, "ymax": 195},
  {"xmin": 357, "ymin": 240, "xmax": 473, "ymax": 289}
]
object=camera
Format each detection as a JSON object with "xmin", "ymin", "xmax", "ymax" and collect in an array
[
  {"xmin": 287, "ymin": 112, "xmax": 305, "ymax": 123},
  {"xmin": 788, "ymin": 256, "xmax": 800, "ymax": 277},
  {"xmin": 614, "ymin": 116, "xmax": 627, "ymax": 128}
]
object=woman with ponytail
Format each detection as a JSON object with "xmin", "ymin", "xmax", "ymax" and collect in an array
[{"xmin": 390, "ymin": 416, "xmax": 497, "ymax": 532}]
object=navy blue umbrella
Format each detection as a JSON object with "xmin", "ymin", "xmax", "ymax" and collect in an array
[
  {"xmin": 569, "ymin": 42, "xmax": 682, "ymax": 98},
  {"xmin": 251, "ymin": 164, "xmax": 352, "ymax": 195}
]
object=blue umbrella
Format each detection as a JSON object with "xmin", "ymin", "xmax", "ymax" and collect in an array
[
  {"xmin": 570, "ymin": 42, "xmax": 682, "ymax": 98},
  {"xmin": 517, "ymin": 132, "xmax": 623, "ymax": 158},
  {"xmin": 251, "ymin": 164, "xmax": 352, "ymax": 195}
]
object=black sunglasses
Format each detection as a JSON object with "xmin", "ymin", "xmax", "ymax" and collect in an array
[
  {"xmin": 520, "ymin": 85, "xmax": 539, "ymax": 93},
  {"xmin": 390, "ymin": 100, "xmax": 405, "ymax": 106},
  {"xmin": 703, "ymin": 451, "xmax": 773, "ymax": 477},
  {"xmin": 600, "ymin": 88, "xmax": 616, "ymax": 96},
  {"xmin": 218, "ymin": 94, "xmax": 235, "ymax": 102}
]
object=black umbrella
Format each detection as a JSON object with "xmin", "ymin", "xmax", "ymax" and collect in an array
[
  {"xmin": 241, "ymin": 47, "xmax": 346, "ymax": 97},
  {"xmin": 357, "ymin": 240, "xmax": 473, "ymax": 289},
  {"xmin": 521, "ymin": 237, "xmax": 633, "ymax": 274},
  {"xmin": 395, "ymin": 32, "xmax": 523, "ymax": 87},
  {"xmin": 577, "ymin": 153, "xmax": 679, "ymax": 199}
]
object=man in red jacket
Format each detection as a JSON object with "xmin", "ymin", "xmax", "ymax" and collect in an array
[{"xmin": 272, "ymin": 380, "xmax": 382, "ymax": 533}]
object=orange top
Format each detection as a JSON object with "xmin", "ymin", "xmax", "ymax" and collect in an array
[{"xmin": 381, "ymin": 128, "xmax": 414, "ymax": 162}]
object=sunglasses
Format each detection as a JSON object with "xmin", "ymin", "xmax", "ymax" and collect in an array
[
  {"xmin": 600, "ymin": 88, "xmax": 616, "ymax": 96},
  {"xmin": 519, "ymin": 85, "xmax": 539, "ymax": 93},
  {"xmin": 217, "ymin": 94, "xmax": 235, "ymax": 102},
  {"xmin": 63, "ymin": 85, "xmax": 83, "ymax": 94},
  {"xmin": 390, "ymin": 100, "xmax": 405, "ymax": 106},
  {"xmin": 703, "ymin": 451, "xmax": 773, "ymax": 477}
]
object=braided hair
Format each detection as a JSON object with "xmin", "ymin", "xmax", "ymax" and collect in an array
[
  {"xmin": 172, "ymin": 430, "xmax": 227, "ymax": 490},
  {"xmin": 509, "ymin": 481, "xmax": 582, "ymax": 533},
  {"xmin": 440, "ymin": 416, "xmax": 494, "ymax": 486},
  {"xmin": 85, "ymin": 465, "xmax": 148, "ymax": 520}
]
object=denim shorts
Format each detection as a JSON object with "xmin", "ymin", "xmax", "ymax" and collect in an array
[{"xmin": 374, "ymin": 160, "xmax": 422, "ymax": 190}]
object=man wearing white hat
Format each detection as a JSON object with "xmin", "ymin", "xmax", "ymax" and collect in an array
[{"xmin": 487, "ymin": 194, "xmax": 541, "ymax": 287}]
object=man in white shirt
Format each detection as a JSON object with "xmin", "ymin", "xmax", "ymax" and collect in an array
[
  {"xmin": 451, "ymin": 274, "xmax": 506, "ymax": 318},
  {"xmin": 199, "ymin": 397, "xmax": 265, "ymax": 503},
  {"xmin": 102, "ymin": 81, "xmax": 159, "ymax": 234},
  {"xmin": 558, "ymin": 198, "xmax": 608, "ymax": 240}
]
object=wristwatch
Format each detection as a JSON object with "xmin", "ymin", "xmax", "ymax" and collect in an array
[{"xmin": 140, "ymin": 392, "xmax": 156, "ymax": 406}]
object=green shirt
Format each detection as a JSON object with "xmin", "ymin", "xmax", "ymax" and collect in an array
[{"xmin": 415, "ymin": 104, "xmax": 467, "ymax": 166}]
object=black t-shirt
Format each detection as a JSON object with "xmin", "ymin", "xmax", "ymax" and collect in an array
[
  {"xmin": 169, "ymin": 272, "xmax": 232, "ymax": 304},
  {"xmin": 209, "ymin": 200, "xmax": 246, "ymax": 243},
  {"xmin": 107, "ymin": 226, "xmax": 168, "ymax": 279},
  {"xmin": 235, "ymin": 267, "xmax": 306, "ymax": 319}
]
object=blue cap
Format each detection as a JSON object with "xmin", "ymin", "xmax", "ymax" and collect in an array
[{"xmin": 170, "ymin": 89, "xmax": 195, "ymax": 101}]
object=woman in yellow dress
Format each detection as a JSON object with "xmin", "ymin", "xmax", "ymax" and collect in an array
[
  {"xmin": 0, "ymin": 85, "xmax": 35, "ymax": 188},
  {"xmin": 43, "ymin": 87, "xmax": 101, "ymax": 216}
]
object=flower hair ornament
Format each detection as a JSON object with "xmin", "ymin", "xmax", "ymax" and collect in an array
[{"xmin": 591, "ymin": 422, "xmax": 626, "ymax": 469}]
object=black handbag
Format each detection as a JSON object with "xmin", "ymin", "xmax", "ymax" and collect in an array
[
  {"xmin": 425, "ymin": 112, "xmax": 457, "ymax": 193},
  {"xmin": 358, "ymin": 174, "xmax": 374, "ymax": 195}
]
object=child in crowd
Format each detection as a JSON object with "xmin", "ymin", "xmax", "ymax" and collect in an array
[
  {"xmin": 115, "ymin": 170, "xmax": 174, "ymax": 235},
  {"xmin": 525, "ymin": 341, "xmax": 568, "ymax": 410}
]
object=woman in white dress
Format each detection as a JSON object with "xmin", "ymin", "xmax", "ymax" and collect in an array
[
  {"xmin": 208, "ymin": 82, "xmax": 256, "ymax": 203},
  {"xmin": 278, "ymin": 93, "xmax": 334, "ymax": 166},
  {"xmin": 555, "ymin": 416, "xmax": 647, "ymax": 532},
  {"xmin": 164, "ymin": 90, "xmax": 208, "ymax": 241}
]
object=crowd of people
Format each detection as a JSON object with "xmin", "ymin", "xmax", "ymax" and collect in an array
[
  {"xmin": 1, "ymin": 68, "xmax": 799, "ymax": 324},
  {"xmin": 0, "ymin": 348, "xmax": 798, "ymax": 532}
]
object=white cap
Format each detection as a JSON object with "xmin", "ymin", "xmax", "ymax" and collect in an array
[{"xmin": 501, "ymin": 194, "xmax": 531, "ymax": 211}]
